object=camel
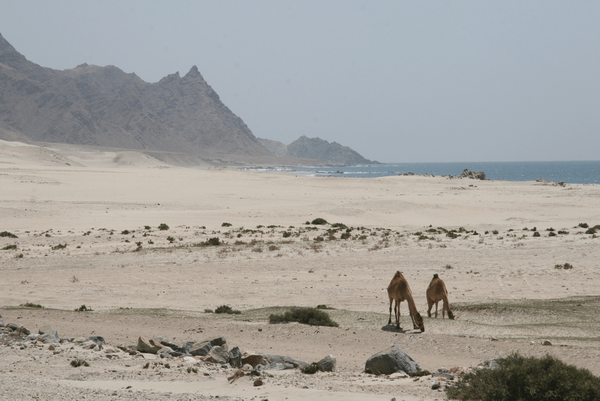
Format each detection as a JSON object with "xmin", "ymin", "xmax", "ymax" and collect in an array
[
  {"xmin": 426, "ymin": 274, "xmax": 455, "ymax": 319},
  {"xmin": 387, "ymin": 271, "xmax": 425, "ymax": 332}
]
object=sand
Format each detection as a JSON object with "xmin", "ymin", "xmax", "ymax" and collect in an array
[{"xmin": 1, "ymin": 139, "xmax": 600, "ymax": 400}]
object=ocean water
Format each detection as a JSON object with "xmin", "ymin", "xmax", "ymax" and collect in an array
[{"xmin": 274, "ymin": 161, "xmax": 600, "ymax": 184}]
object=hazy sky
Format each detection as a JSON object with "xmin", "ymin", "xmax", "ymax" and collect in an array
[{"xmin": 2, "ymin": 1, "xmax": 599, "ymax": 162}]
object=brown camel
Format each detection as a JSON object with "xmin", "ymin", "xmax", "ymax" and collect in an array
[
  {"xmin": 387, "ymin": 271, "xmax": 425, "ymax": 332},
  {"xmin": 426, "ymin": 274, "xmax": 455, "ymax": 319}
]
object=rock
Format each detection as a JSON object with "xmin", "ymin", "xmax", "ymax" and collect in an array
[
  {"xmin": 38, "ymin": 324, "xmax": 58, "ymax": 339},
  {"xmin": 152, "ymin": 336, "xmax": 185, "ymax": 353},
  {"xmin": 459, "ymin": 169, "xmax": 486, "ymax": 180},
  {"xmin": 432, "ymin": 382, "xmax": 441, "ymax": 390},
  {"xmin": 317, "ymin": 355, "xmax": 336, "ymax": 372},
  {"xmin": 137, "ymin": 337, "xmax": 162, "ymax": 354},
  {"xmin": 254, "ymin": 379, "xmax": 264, "ymax": 387},
  {"xmin": 189, "ymin": 337, "xmax": 226, "ymax": 356},
  {"xmin": 87, "ymin": 336, "xmax": 105, "ymax": 345},
  {"xmin": 438, "ymin": 367, "xmax": 449, "ymax": 373},
  {"xmin": 263, "ymin": 354, "xmax": 309, "ymax": 369},
  {"xmin": 433, "ymin": 372, "xmax": 454, "ymax": 380},
  {"xmin": 365, "ymin": 345, "xmax": 421, "ymax": 375},
  {"xmin": 189, "ymin": 341, "xmax": 213, "ymax": 357},
  {"xmin": 159, "ymin": 346, "xmax": 183, "ymax": 358},
  {"xmin": 17, "ymin": 326, "xmax": 30, "ymax": 336},
  {"xmin": 229, "ymin": 347, "xmax": 242, "ymax": 368},
  {"xmin": 6, "ymin": 323, "xmax": 18, "ymax": 331},
  {"xmin": 242, "ymin": 354, "xmax": 269, "ymax": 368},
  {"xmin": 0, "ymin": 313, "xmax": 4, "ymax": 327},
  {"xmin": 39, "ymin": 333, "xmax": 59, "ymax": 343},
  {"xmin": 542, "ymin": 340, "xmax": 553, "ymax": 346},
  {"xmin": 208, "ymin": 346, "xmax": 230, "ymax": 364},
  {"xmin": 259, "ymin": 363, "xmax": 296, "ymax": 371},
  {"xmin": 25, "ymin": 333, "xmax": 40, "ymax": 341}
]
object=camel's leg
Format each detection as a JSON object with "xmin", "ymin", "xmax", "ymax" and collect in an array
[
  {"xmin": 427, "ymin": 297, "xmax": 434, "ymax": 318},
  {"xmin": 395, "ymin": 300, "xmax": 401, "ymax": 329},
  {"xmin": 435, "ymin": 300, "xmax": 439, "ymax": 318},
  {"xmin": 388, "ymin": 298, "xmax": 393, "ymax": 325}
]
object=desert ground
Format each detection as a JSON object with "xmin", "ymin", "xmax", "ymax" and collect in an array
[{"xmin": 1, "ymin": 139, "xmax": 600, "ymax": 400}]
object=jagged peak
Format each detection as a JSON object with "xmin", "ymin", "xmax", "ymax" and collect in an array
[
  {"xmin": 183, "ymin": 65, "xmax": 205, "ymax": 81},
  {"xmin": 0, "ymin": 32, "xmax": 18, "ymax": 55}
]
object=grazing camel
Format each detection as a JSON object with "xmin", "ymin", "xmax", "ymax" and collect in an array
[
  {"xmin": 387, "ymin": 271, "xmax": 425, "ymax": 332},
  {"xmin": 426, "ymin": 274, "xmax": 455, "ymax": 319}
]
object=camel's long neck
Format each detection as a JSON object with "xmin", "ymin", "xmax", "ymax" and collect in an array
[{"xmin": 404, "ymin": 289, "xmax": 420, "ymax": 316}]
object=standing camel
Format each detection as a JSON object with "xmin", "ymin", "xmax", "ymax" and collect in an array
[
  {"xmin": 426, "ymin": 274, "xmax": 455, "ymax": 319},
  {"xmin": 387, "ymin": 271, "xmax": 425, "ymax": 332}
]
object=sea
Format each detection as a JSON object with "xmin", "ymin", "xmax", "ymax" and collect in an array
[{"xmin": 251, "ymin": 161, "xmax": 600, "ymax": 184}]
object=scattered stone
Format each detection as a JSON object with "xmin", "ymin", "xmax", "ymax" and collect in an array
[
  {"xmin": 87, "ymin": 336, "xmax": 105, "ymax": 346},
  {"xmin": 229, "ymin": 346, "xmax": 242, "ymax": 368},
  {"xmin": 253, "ymin": 379, "xmax": 264, "ymax": 387},
  {"xmin": 227, "ymin": 369, "xmax": 245, "ymax": 383},
  {"xmin": 38, "ymin": 324, "xmax": 59, "ymax": 339},
  {"xmin": 242, "ymin": 354, "xmax": 268, "ymax": 368},
  {"xmin": 438, "ymin": 367, "xmax": 449, "ymax": 373},
  {"xmin": 6, "ymin": 323, "xmax": 18, "ymax": 331},
  {"xmin": 542, "ymin": 340, "xmax": 553, "ymax": 346},
  {"xmin": 365, "ymin": 345, "xmax": 421, "ymax": 375},
  {"xmin": 432, "ymin": 372, "xmax": 454, "ymax": 380},
  {"xmin": 17, "ymin": 326, "xmax": 31, "ymax": 336},
  {"xmin": 317, "ymin": 354, "xmax": 336, "ymax": 372},
  {"xmin": 137, "ymin": 337, "xmax": 162, "ymax": 354},
  {"xmin": 431, "ymin": 382, "xmax": 441, "ymax": 390},
  {"xmin": 0, "ymin": 313, "xmax": 4, "ymax": 327},
  {"xmin": 209, "ymin": 346, "xmax": 230, "ymax": 364},
  {"xmin": 263, "ymin": 354, "xmax": 309, "ymax": 369}
]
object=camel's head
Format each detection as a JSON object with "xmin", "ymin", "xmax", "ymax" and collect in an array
[
  {"xmin": 433, "ymin": 273, "xmax": 439, "ymax": 279},
  {"xmin": 415, "ymin": 312, "xmax": 425, "ymax": 332},
  {"xmin": 448, "ymin": 310, "xmax": 455, "ymax": 320}
]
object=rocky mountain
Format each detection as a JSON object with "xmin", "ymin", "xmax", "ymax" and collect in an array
[
  {"xmin": 258, "ymin": 136, "xmax": 378, "ymax": 166},
  {"xmin": 0, "ymin": 33, "xmax": 306, "ymax": 165}
]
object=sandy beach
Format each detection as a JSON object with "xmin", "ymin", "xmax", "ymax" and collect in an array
[{"xmin": 1, "ymin": 139, "xmax": 600, "ymax": 400}]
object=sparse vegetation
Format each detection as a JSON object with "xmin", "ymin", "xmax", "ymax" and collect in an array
[
  {"xmin": 446, "ymin": 353, "xmax": 600, "ymax": 401},
  {"xmin": 74, "ymin": 305, "xmax": 93, "ymax": 312},
  {"xmin": 21, "ymin": 302, "xmax": 44, "ymax": 308},
  {"xmin": 51, "ymin": 243, "xmax": 67, "ymax": 250},
  {"xmin": 0, "ymin": 231, "xmax": 18, "ymax": 238},
  {"xmin": 158, "ymin": 223, "xmax": 169, "ymax": 231},
  {"xmin": 2, "ymin": 244, "xmax": 17, "ymax": 250},
  {"xmin": 311, "ymin": 218, "xmax": 328, "ymax": 225},
  {"xmin": 215, "ymin": 305, "xmax": 241, "ymax": 315},
  {"xmin": 70, "ymin": 359, "xmax": 90, "ymax": 367},
  {"xmin": 269, "ymin": 307, "xmax": 338, "ymax": 327},
  {"xmin": 206, "ymin": 237, "xmax": 221, "ymax": 246},
  {"xmin": 222, "ymin": 222, "xmax": 232, "ymax": 227}
]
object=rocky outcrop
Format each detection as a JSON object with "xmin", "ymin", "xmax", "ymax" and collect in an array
[
  {"xmin": 458, "ymin": 169, "xmax": 486, "ymax": 180},
  {"xmin": 259, "ymin": 135, "xmax": 377, "ymax": 166}
]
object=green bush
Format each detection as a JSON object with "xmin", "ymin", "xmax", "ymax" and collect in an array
[
  {"xmin": 283, "ymin": 231, "xmax": 292, "ymax": 238},
  {"xmin": 533, "ymin": 231, "xmax": 541, "ymax": 237},
  {"xmin": 21, "ymin": 302, "xmax": 43, "ymax": 308},
  {"xmin": 0, "ymin": 231, "xmax": 18, "ymax": 238},
  {"xmin": 222, "ymin": 222, "xmax": 232, "ymax": 227},
  {"xmin": 2, "ymin": 244, "xmax": 17, "ymax": 250},
  {"xmin": 158, "ymin": 223, "xmax": 169, "ymax": 231},
  {"xmin": 215, "ymin": 305, "xmax": 241, "ymax": 314},
  {"xmin": 269, "ymin": 307, "xmax": 338, "ymax": 327},
  {"xmin": 311, "ymin": 218, "xmax": 328, "ymax": 225},
  {"xmin": 75, "ymin": 305, "xmax": 93, "ymax": 312},
  {"xmin": 206, "ymin": 237, "xmax": 221, "ymax": 246},
  {"xmin": 70, "ymin": 359, "xmax": 90, "ymax": 367},
  {"xmin": 446, "ymin": 353, "xmax": 600, "ymax": 401}
]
